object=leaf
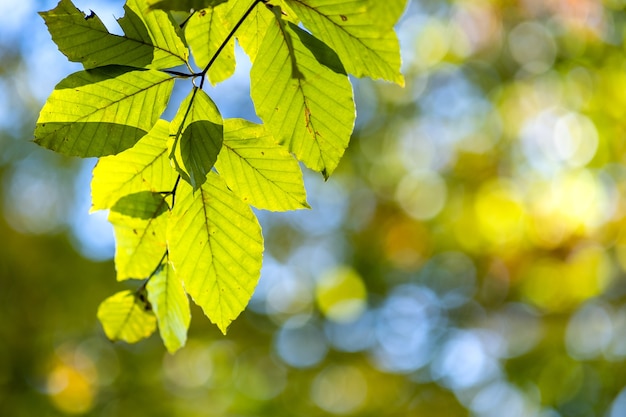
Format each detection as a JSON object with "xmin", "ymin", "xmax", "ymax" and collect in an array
[
  {"xmin": 250, "ymin": 9, "xmax": 355, "ymax": 177},
  {"xmin": 367, "ymin": 0, "xmax": 408, "ymax": 27},
  {"xmin": 215, "ymin": 119, "xmax": 309, "ymax": 211},
  {"xmin": 97, "ymin": 290, "xmax": 157, "ymax": 343},
  {"xmin": 148, "ymin": 0, "xmax": 227, "ymax": 11},
  {"xmin": 224, "ymin": 0, "xmax": 272, "ymax": 61},
  {"xmin": 109, "ymin": 192, "xmax": 169, "ymax": 281},
  {"xmin": 35, "ymin": 66, "xmax": 174, "ymax": 157},
  {"xmin": 39, "ymin": 0, "xmax": 187, "ymax": 70},
  {"xmin": 121, "ymin": 0, "xmax": 189, "ymax": 67},
  {"xmin": 185, "ymin": 4, "xmax": 236, "ymax": 84},
  {"xmin": 146, "ymin": 261, "xmax": 191, "ymax": 353},
  {"xmin": 170, "ymin": 88, "xmax": 223, "ymax": 189},
  {"xmin": 91, "ymin": 120, "xmax": 177, "ymax": 211},
  {"xmin": 286, "ymin": 0, "xmax": 404, "ymax": 85},
  {"xmin": 167, "ymin": 174, "xmax": 263, "ymax": 334}
]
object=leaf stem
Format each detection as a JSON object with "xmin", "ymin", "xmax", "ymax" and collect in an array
[
  {"xmin": 198, "ymin": 0, "xmax": 262, "ymax": 88},
  {"xmin": 138, "ymin": 250, "xmax": 168, "ymax": 292},
  {"xmin": 179, "ymin": 10, "xmax": 196, "ymax": 29},
  {"xmin": 164, "ymin": 70, "xmax": 194, "ymax": 78},
  {"xmin": 170, "ymin": 175, "xmax": 182, "ymax": 208}
]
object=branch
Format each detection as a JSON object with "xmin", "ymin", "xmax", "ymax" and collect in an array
[{"xmin": 198, "ymin": 0, "xmax": 262, "ymax": 88}]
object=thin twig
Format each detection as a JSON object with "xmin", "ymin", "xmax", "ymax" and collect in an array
[
  {"xmin": 138, "ymin": 250, "xmax": 168, "ymax": 291},
  {"xmin": 164, "ymin": 69, "xmax": 194, "ymax": 78},
  {"xmin": 179, "ymin": 10, "xmax": 196, "ymax": 29},
  {"xmin": 198, "ymin": 0, "xmax": 262, "ymax": 88}
]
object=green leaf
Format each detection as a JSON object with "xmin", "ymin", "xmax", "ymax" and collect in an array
[
  {"xmin": 215, "ymin": 119, "xmax": 309, "ymax": 211},
  {"xmin": 121, "ymin": 0, "xmax": 189, "ymax": 68},
  {"xmin": 97, "ymin": 290, "xmax": 157, "ymax": 343},
  {"xmin": 225, "ymin": 0, "xmax": 273, "ymax": 61},
  {"xmin": 146, "ymin": 261, "xmax": 191, "ymax": 353},
  {"xmin": 167, "ymin": 174, "xmax": 263, "ymax": 334},
  {"xmin": 250, "ymin": 9, "xmax": 355, "ymax": 177},
  {"xmin": 367, "ymin": 0, "xmax": 408, "ymax": 27},
  {"xmin": 40, "ymin": 0, "xmax": 187, "ymax": 70},
  {"xmin": 147, "ymin": 0, "xmax": 227, "ymax": 11},
  {"xmin": 185, "ymin": 4, "xmax": 236, "ymax": 84},
  {"xmin": 109, "ymin": 192, "xmax": 169, "ymax": 281},
  {"xmin": 286, "ymin": 0, "xmax": 405, "ymax": 85},
  {"xmin": 91, "ymin": 120, "xmax": 177, "ymax": 211},
  {"xmin": 35, "ymin": 66, "xmax": 174, "ymax": 157},
  {"xmin": 170, "ymin": 88, "xmax": 223, "ymax": 189}
]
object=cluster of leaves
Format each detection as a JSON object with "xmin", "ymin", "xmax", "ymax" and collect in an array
[{"xmin": 35, "ymin": 0, "xmax": 404, "ymax": 352}]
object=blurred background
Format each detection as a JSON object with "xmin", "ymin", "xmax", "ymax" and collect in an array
[{"xmin": 2, "ymin": 0, "xmax": 626, "ymax": 415}]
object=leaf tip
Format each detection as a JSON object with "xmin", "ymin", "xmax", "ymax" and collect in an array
[{"xmin": 217, "ymin": 322, "xmax": 230, "ymax": 335}]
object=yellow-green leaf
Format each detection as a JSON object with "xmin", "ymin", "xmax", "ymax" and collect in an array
[
  {"xmin": 120, "ymin": 0, "xmax": 189, "ymax": 68},
  {"xmin": 40, "ymin": 0, "xmax": 187, "ymax": 70},
  {"xmin": 170, "ymin": 88, "xmax": 223, "ymax": 189},
  {"xmin": 225, "ymin": 0, "xmax": 272, "ymax": 61},
  {"xmin": 215, "ymin": 119, "xmax": 309, "ymax": 211},
  {"xmin": 146, "ymin": 261, "xmax": 191, "ymax": 353},
  {"xmin": 167, "ymin": 174, "xmax": 263, "ymax": 334},
  {"xmin": 35, "ymin": 66, "xmax": 174, "ymax": 157},
  {"xmin": 250, "ymin": 9, "xmax": 355, "ymax": 177},
  {"xmin": 185, "ymin": 4, "xmax": 235, "ymax": 84},
  {"xmin": 97, "ymin": 290, "xmax": 157, "ymax": 343},
  {"xmin": 287, "ymin": 0, "xmax": 405, "ymax": 85},
  {"xmin": 91, "ymin": 120, "xmax": 177, "ymax": 211},
  {"xmin": 148, "ymin": 0, "xmax": 227, "ymax": 11},
  {"xmin": 108, "ymin": 192, "xmax": 169, "ymax": 281}
]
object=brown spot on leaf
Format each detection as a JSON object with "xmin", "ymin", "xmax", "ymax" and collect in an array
[
  {"xmin": 340, "ymin": 15, "xmax": 347, "ymax": 21},
  {"xmin": 199, "ymin": 9, "xmax": 206, "ymax": 17}
]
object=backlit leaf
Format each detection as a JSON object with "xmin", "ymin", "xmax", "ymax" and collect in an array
[
  {"xmin": 225, "ymin": 0, "xmax": 273, "ymax": 61},
  {"xmin": 120, "ymin": 0, "xmax": 189, "ymax": 68},
  {"xmin": 170, "ymin": 87, "xmax": 223, "ymax": 189},
  {"xmin": 147, "ymin": 261, "xmax": 191, "ymax": 353},
  {"xmin": 148, "ymin": 0, "xmax": 227, "ymax": 11},
  {"xmin": 35, "ymin": 66, "xmax": 174, "ymax": 157},
  {"xmin": 167, "ymin": 175, "xmax": 263, "ymax": 334},
  {"xmin": 185, "ymin": 3, "xmax": 235, "ymax": 84},
  {"xmin": 109, "ymin": 192, "xmax": 169, "ymax": 281},
  {"xmin": 250, "ymin": 8, "xmax": 355, "ymax": 177},
  {"xmin": 215, "ymin": 118, "xmax": 309, "ymax": 211},
  {"xmin": 40, "ymin": 0, "xmax": 187, "ymax": 70},
  {"xmin": 97, "ymin": 290, "xmax": 157, "ymax": 343},
  {"xmin": 91, "ymin": 120, "xmax": 177, "ymax": 211},
  {"xmin": 368, "ymin": 0, "xmax": 408, "ymax": 27},
  {"xmin": 286, "ymin": 0, "xmax": 405, "ymax": 85}
]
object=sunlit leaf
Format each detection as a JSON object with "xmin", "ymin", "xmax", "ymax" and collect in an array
[
  {"xmin": 286, "ymin": 0, "xmax": 405, "ymax": 85},
  {"xmin": 185, "ymin": 4, "xmax": 235, "ymax": 84},
  {"xmin": 224, "ymin": 0, "xmax": 272, "ymax": 62},
  {"xmin": 109, "ymin": 192, "xmax": 169, "ymax": 281},
  {"xmin": 215, "ymin": 118, "xmax": 309, "ymax": 211},
  {"xmin": 367, "ymin": 0, "xmax": 408, "ymax": 27},
  {"xmin": 120, "ymin": 0, "xmax": 188, "ymax": 68},
  {"xmin": 146, "ymin": 261, "xmax": 191, "ymax": 353},
  {"xmin": 97, "ymin": 290, "xmax": 157, "ymax": 343},
  {"xmin": 91, "ymin": 120, "xmax": 177, "ymax": 211},
  {"xmin": 170, "ymin": 87, "xmax": 223, "ymax": 189},
  {"xmin": 251, "ymin": 8, "xmax": 355, "ymax": 177},
  {"xmin": 35, "ymin": 66, "xmax": 174, "ymax": 157},
  {"xmin": 40, "ymin": 0, "xmax": 187, "ymax": 70},
  {"xmin": 147, "ymin": 0, "xmax": 227, "ymax": 11},
  {"xmin": 167, "ymin": 175, "xmax": 263, "ymax": 334}
]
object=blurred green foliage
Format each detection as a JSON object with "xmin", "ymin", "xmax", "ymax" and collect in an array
[{"xmin": 3, "ymin": 0, "xmax": 626, "ymax": 416}]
